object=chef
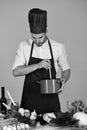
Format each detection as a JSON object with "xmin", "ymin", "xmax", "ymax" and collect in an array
[{"xmin": 12, "ymin": 8, "xmax": 70, "ymax": 114}]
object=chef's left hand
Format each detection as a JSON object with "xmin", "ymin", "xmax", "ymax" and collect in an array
[{"xmin": 58, "ymin": 79, "xmax": 65, "ymax": 94}]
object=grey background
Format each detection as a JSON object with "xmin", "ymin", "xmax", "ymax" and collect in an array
[{"xmin": 0, "ymin": 0, "xmax": 87, "ymax": 111}]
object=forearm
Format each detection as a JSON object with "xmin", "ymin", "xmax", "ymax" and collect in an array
[
  {"xmin": 12, "ymin": 59, "xmax": 51, "ymax": 77},
  {"xmin": 12, "ymin": 64, "xmax": 39, "ymax": 77},
  {"xmin": 61, "ymin": 68, "xmax": 71, "ymax": 83}
]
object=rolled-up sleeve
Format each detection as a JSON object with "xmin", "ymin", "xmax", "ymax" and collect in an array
[
  {"xmin": 58, "ymin": 44, "xmax": 70, "ymax": 71},
  {"xmin": 12, "ymin": 42, "xmax": 26, "ymax": 70}
]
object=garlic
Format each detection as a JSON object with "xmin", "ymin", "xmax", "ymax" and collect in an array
[
  {"xmin": 24, "ymin": 109, "xmax": 30, "ymax": 117},
  {"xmin": 7, "ymin": 125, "xmax": 13, "ymax": 130},
  {"xmin": 17, "ymin": 124, "xmax": 21, "ymax": 130},
  {"xmin": 3, "ymin": 126, "xmax": 8, "ymax": 130},
  {"xmin": 36, "ymin": 122, "xmax": 41, "ymax": 127},
  {"xmin": 12, "ymin": 125, "xmax": 16, "ymax": 130},
  {"xmin": 30, "ymin": 109, "xmax": 37, "ymax": 120},
  {"xmin": 24, "ymin": 124, "xmax": 30, "ymax": 130},
  {"xmin": 20, "ymin": 123, "xmax": 25, "ymax": 129},
  {"xmin": 18, "ymin": 108, "xmax": 25, "ymax": 116}
]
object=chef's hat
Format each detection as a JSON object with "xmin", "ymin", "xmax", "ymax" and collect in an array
[{"xmin": 28, "ymin": 8, "xmax": 47, "ymax": 34}]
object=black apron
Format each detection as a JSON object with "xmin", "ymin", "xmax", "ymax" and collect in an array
[{"xmin": 20, "ymin": 40, "xmax": 61, "ymax": 114}]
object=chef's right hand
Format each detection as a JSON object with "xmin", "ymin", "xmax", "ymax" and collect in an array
[{"xmin": 37, "ymin": 59, "xmax": 51, "ymax": 70}]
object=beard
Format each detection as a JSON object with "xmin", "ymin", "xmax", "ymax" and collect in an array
[
  {"xmin": 36, "ymin": 42, "xmax": 44, "ymax": 47},
  {"xmin": 35, "ymin": 36, "xmax": 48, "ymax": 47}
]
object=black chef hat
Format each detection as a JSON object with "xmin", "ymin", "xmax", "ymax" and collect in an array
[{"xmin": 28, "ymin": 8, "xmax": 47, "ymax": 34}]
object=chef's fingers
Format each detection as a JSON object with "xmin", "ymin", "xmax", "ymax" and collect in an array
[
  {"xmin": 38, "ymin": 59, "xmax": 51, "ymax": 70},
  {"xmin": 58, "ymin": 81, "xmax": 65, "ymax": 94},
  {"xmin": 42, "ymin": 59, "xmax": 51, "ymax": 64},
  {"xmin": 42, "ymin": 64, "xmax": 51, "ymax": 70},
  {"xmin": 42, "ymin": 59, "xmax": 51, "ymax": 70},
  {"xmin": 61, "ymin": 78, "xmax": 66, "ymax": 84},
  {"xmin": 58, "ymin": 89, "xmax": 64, "ymax": 95},
  {"xmin": 42, "ymin": 59, "xmax": 51, "ymax": 67}
]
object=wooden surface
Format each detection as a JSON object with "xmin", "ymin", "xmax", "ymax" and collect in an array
[
  {"xmin": 0, "ymin": 125, "xmax": 86, "ymax": 130},
  {"xmin": 29, "ymin": 125, "xmax": 86, "ymax": 130},
  {"xmin": 0, "ymin": 119, "xmax": 86, "ymax": 130}
]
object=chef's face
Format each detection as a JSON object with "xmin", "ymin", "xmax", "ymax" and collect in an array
[{"xmin": 31, "ymin": 33, "xmax": 47, "ymax": 47}]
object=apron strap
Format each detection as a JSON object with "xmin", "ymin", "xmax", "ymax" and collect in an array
[
  {"xmin": 48, "ymin": 40, "xmax": 55, "ymax": 65},
  {"xmin": 29, "ymin": 41, "xmax": 34, "ymax": 60}
]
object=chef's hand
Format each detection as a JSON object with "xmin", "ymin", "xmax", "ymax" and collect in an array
[
  {"xmin": 58, "ymin": 79, "xmax": 65, "ymax": 95},
  {"xmin": 37, "ymin": 59, "xmax": 51, "ymax": 70}
]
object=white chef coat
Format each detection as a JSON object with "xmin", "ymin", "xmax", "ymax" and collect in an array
[{"xmin": 12, "ymin": 39, "xmax": 70, "ymax": 73}]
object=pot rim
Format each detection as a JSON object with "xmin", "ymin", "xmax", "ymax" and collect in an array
[{"xmin": 40, "ymin": 78, "xmax": 61, "ymax": 82}]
